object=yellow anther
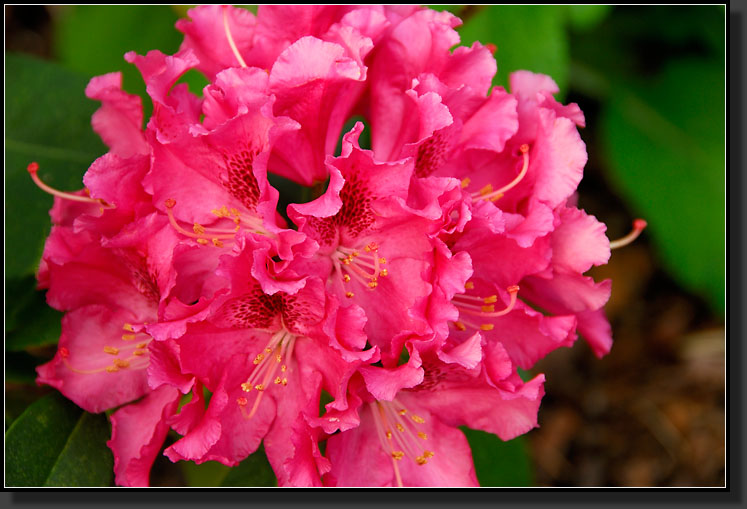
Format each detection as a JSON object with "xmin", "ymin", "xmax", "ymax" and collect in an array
[
  {"xmin": 346, "ymin": 291, "xmax": 355, "ymax": 298},
  {"xmin": 136, "ymin": 342, "xmax": 147, "ymax": 349},
  {"xmin": 237, "ymin": 397, "xmax": 248, "ymax": 406},
  {"xmin": 342, "ymin": 257, "xmax": 351, "ymax": 265},
  {"xmin": 197, "ymin": 238, "xmax": 209, "ymax": 245},
  {"xmin": 241, "ymin": 382, "xmax": 253, "ymax": 392},
  {"xmin": 416, "ymin": 456, "xmax": 428, "ymax": 465},
  {"xmin": 113, "ymin": 358, "xmax": 130, "ymax": 368},
  {"xmin": 255, "ymin": 384, "xmax": 264, "ymax": 391},
  {"xmin": 343, "ymin": 274, "xmax": 351, "ymax": 283},
  {"xmin": 399, "ymin": 409, "xmax": 407, "ymax": 415},
  {"xmin": 386, "ymin": 431, "xmax": 393, "ymax": 439},
  {"xmin": 484, "ymin": 295, "xmax": 498, "ymax": 304},
  {"xmin": 281, "ymin": 365, "xmax": 287, "ymax": 372},
  {"xmin": 391, "ymin": 451, "xmax": 405, "ymax": 460},
  {"xmin": 122, "ymin": 334, "xmax": 136, "ymax": 341},
  {"xmin": 368, "ymin": 281, "xmax": 378, "ymax": 289},
  {"xmin": 351, "ymin": 251, "xmax": 359, "ymax": 257},
  {"xmin": 212, "ymin": 238, "xmax": 224, "ymax": 248},
  {"xmin": 489, "ymin": 193, "xmax": 503, "ymax": 202},
  {"xmin": 480, "ymin": 323, "xmax": 494, "ymax": 331},
  {"xmin": 418, "ymin": 432, "xmax": 428, "ymax": 440},
  {"xmin": 479, "ymin": 183, "xmax": 493, "ymax": 195},
  {"xmin": 380, "ymin": 269, "xmax": 388, "ymax": 277},
  {"xmin": 105, "ymin": 366, "xmax": 119, "ymax": 373},
  {"xmin": 253, "ymin": 354, "xmax": 265, "ymax": 364},
  {"xmin": 193, "ymin": 223, "xmax": 206, "ymax": 235},
  {"xmin": 424, "ymin": 450, "xmax": 434, "ymax": 458},
  {"xmin": 230, "ymin": 208, "xmax": 239, "ymax": 217},
  {"xmin": 265, "ymin": 347, "xmax": 272, "ymax": 353},
  {"xmin": 275, "ymin": 377, "xmax": 282, "ymax": 385},
  {"xmin": 454, "ymin": 321, "xmax": 467, "ymax": 331},
  {"xmin": 411, "ymin": 415, "xmax": 425, "ymax": 424},
  {"xmin": 133, "ymin": 349, "xmax": 147, "ymax": 356},
  {"xmin": 481, "ymin": 305, "xmax": 496, "ymax": 312},
  {"xmin": 461, "ymin": 177, "xmax": 471, "ymax": 188},
  {"xmin": 276, "ymin": 354, "xmax": 282, "ymax": 363},
  {"xmin": 123, "ymin": 323, "xmax": 135, "ymax": 332},
  {"xmin": 465, "ymin": 282, "xmax": 475, "ymax": 290},
  {"xmin": 103, "ymin": 346, "xmax": 119, "ymax": 355},
  {"xmin": 281, "ymin": 378, "xmax": 287, "ymax": 386},
  {"xmin": 379, "ymin": 257, "xmax": 386, "ymax": 264},
  {"xmin": 396, "ymin": 423, "xmax": 405, "ymax": 432}
]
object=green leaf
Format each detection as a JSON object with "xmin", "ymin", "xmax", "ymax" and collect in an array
[
  {"xmin": 5, "ymin": 276, "xmax": 39, "ymax": 333},
  {"xmin": 5, "ymin": 351, "xmax": 46, "ymax": 385},
  {"xmin": 180, "ymin": 446, "xmax": 276, "ymax": 487},
  {"xmin": 462, "ymin": 427, "xmax": 533, "ymax": 486},
  {"xmin": 53, "ymin": 6, "xmax": 197, "ymax": 119},
  {"xmin": 5, "ymin": 287, "xmax": 63, "ymax": 351},
  {"xmin": 602, "ymin": 59, "xmax": 725, "ymax": 314},
  {"xmin": 220, "ymin": 446, "xmax": 276, "ymax": 487},
  {"xmin": 567, "ymin": 5, "xmax": 612, "ymax": 31},
  {"xmin": 5, "ymin": 52, "xmax": 106, "ymax": 280},
  {"xmin": 5, "ymin": 392, "xmax": 114, "ymax": 487},
  {"xmin": 458, "ymin": 6, "xmax": 570, "ymax": 96}
]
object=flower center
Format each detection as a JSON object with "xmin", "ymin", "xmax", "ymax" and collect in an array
[
  {"xmin": 452, "ymin": 284, "xmax": 520, "ymax": 331},
  {"xmin": 237, "ymin": 329, "xmax": 297, "ymax": 419},
  {"xmin": 370, "ymin": 400, "xmax": 434, "ymax": 487},
  {"xmin": 463, "ymin": 143, "xmax": 530, "ymax": 203},
  {"xmin": 331, "ymin": 241, "xmax": 388, "ymax": 299},
  {"xmin": 59, "ymin": 323, "xmax": 151, "ymax": 374}
]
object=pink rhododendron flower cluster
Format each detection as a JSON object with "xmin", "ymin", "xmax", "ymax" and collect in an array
[{"xmin": 32, "ymin": 5, "xmax": 645, "ymax": 487}]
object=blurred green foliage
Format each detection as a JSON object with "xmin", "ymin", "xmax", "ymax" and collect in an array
[{"xmin": 4, "ymin": 4, "xmax": 725, "ymax": 487}]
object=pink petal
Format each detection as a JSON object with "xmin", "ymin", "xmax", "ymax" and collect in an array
[
  {"xmin": 108, "ymin": 385, "xmax": 181, "ymax": 487},
  {"xmin": 85, "ymin": 72, "xmax": 147, "ymax": 157}
]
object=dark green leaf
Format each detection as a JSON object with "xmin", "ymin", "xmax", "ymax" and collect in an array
[
  {"xmin": 458, "ymin": 6, "xmax": 570, "ymax": 96},
  {"xmin": 5, "ymin": 276, "xmax": 39, "ymax": 333},
  {"xmin": 602, "ymin": 59, "xmax": 725, "ymax": 313},
  {"xmin": 220, "ymin": 446, "xmax": 276, "ymax": 487},
  {"xmin": 5, "ymin": 392, "xmax": 113, "ymax": 487},
  {"xmin": 180, "ymin": 446, "xmax": 276, "ymax": 487},
  {"xmin": 5, "ymin": 52, "xmax": 106, "ymax": 280},
  {"xmin": 567, "ymin": 5, "xmax": 612, "ymax": 31},
  {"xmin": 5, "ymin": 288, "xmax": 63, "ymax": 351},
  {"xmin": 5, "ymin": 351, "xmax": 46, "ymax": 385},
  {"xmin": 44, "ymin": 412, "xmax": 114, "ymax": 487},
  {"xmin": 54, "ymin": 6, "xmax": 190, "ymax": 120},
  {"xmin": 462, "ymin": 427, "xmax": 533, "ymax": 486}
]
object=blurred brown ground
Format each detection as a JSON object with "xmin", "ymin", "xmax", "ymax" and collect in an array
[{"xmin": 6, "ymin": 5, "xmax": 726, "ymax": 488}]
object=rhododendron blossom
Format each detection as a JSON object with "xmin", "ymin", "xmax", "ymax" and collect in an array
[{"xmin": 30, "ymin": 5, "xmax": 644, "ymax": 487}]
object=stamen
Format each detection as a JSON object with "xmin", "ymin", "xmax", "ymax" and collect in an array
[
  {"xmin": 222, "ymin": 5, "xmax": 248, "ymax": 67},
  {"xmin": 334, "ymin": 243, "xmax": 387, "ymax": 293},
  {"xmin": 240, "ymin": 330, "xmax": 296, "ymax": 419},
  {"xmin": 164, "ymin": 199, "xmax": 242, "ymax": 247},
  {"xmin": 471, "ymin": 144, "xmax": 530, "ymax": 202},
  {"xmin": 27, "ymin": 162, "xmax": 113, "ymax": 208},
  {"xmin": 371, "ymin": 399, "xmax": 435, "ymax": 481},
  {"xmin": 609, "ymin": 219, "xmax": 647, "ymax": 249},
  {"xmin": 455, "ymin": 285, "xmax": 519, "ymax": 319}
]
